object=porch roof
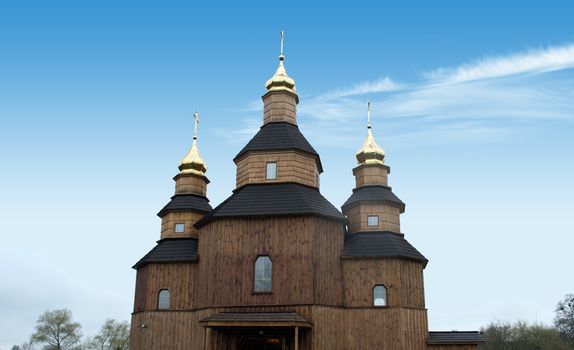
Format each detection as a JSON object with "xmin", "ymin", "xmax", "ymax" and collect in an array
[{"xmin": 200, "ymin": 312, "xmax": 312, "ymax": 329}]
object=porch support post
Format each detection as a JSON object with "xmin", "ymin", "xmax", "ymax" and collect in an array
[
  {"xmin": 204, "ymin": 327, "xmax": 211, "ymax": 350},
  {"xmin": 295, "ymin": 326, "xmax": 299, "ymax": 350}
]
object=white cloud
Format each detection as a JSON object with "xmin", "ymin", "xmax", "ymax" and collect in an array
[
  {"xmin": 316, "ymin": 77, "xmax": 400, "ymax": 100},
  {"xmin": 425, "ymin": 43, "xmax": 574, "ymax": 83},
  {"xmin": 213, "ymin": 117, "xmax": 260, "ymax": 144},
  {"xmin": 234, "ymin": 43, "xmax": 574, "ymax": 148},
  {"xmin": 299, "ymin": 44, "xmax": 574, "ymax": 144}
]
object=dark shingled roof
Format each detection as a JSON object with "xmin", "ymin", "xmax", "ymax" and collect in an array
[
  {"xmin": 341, "ymin": 185, "xmax": 405, "ymax": 213},
  {"xmin": 428, "ymin": 331, "xmax": 485, "ymax": 344},
  {"xmin": 200, "ymin": 312, "xmax": 312, "ymax": 328},
  {"xmin": 132, "ymin": 238, "xmax": 198, "ymax": 269},
  {"xmin": 342, "ymin": 231, "xmax": 428, "ymax": 266},
  {"xmin": 195, "ymin": 183, "xmax": 347, "ymax": 228},
  {"xmin": 157, "ymin": 194, "xmax": 212, "ymax": 217},
  {"xmin": 233, "ymin": 122, "xmax": 323, "ymax": 172}
]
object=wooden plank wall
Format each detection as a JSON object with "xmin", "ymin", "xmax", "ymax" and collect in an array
[
  {"xmin": 131, "ymin": 305, "xmax": 429, "ymax": 350},
  {"xmin": 311, "ymin": 306, "xmax": 428, "ymax": 350},
  {"xmin": 174, "ymin": 174, "xmax": 208, "ymax": 196},
  {"xmin": 161, "ymin": 211, "xmax": 204, "ymax": 239},
  {"xmin": 131, "ymin": 215, "xmax": 436, "ymax": 349},
  {"xmin": 133, "ymin": 263, "xmax": 199, "ymax": 311},
  {"xmin": 130, "ymin": 309, "xmax": 210, "ymax": 350},
  {"xmin": 235, "ymin": 151, "xmax": 318, "ymax": 189},
  {"xmin": 427, "ymin": 345, "xmax": 479, "ymax": 350},
  {"xmin": 262, "ymin": 92, "xmax": 297, "ymax": 125},
  {"xmin": 345, "ymin": 204, "xmax": 401, "ymax": 233},
  {"xmin": 133, "ymin": 266, "xmax": 149, "ymax": 313},
  {"xmin": 353, "ymin": 164, "xmax": 389, "ymax": 187},
  {"xmin": 195, "ymin": 216, "xmax": 345, "ymax": 308},
  {"xmin": 342, "ymin": 258, "xmax": 425, "ymax": 308}
]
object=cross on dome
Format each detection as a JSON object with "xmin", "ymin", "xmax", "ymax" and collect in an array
[
  {"xmin": 179, "ymin": 111, "xmax": 208, "ymax": 176},
  {"xmin": 356, "ymin": 100, "xmax": 386, "ymax": 165}
]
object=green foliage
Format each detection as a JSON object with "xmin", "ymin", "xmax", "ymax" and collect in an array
[
  {"xmin": 480, "ymin": 320, "xmax": 573, "ymax": 350},
  {"xmin": 30, "ymin": 309, "xmax": 82, "ymax": 350},
  {"xmin": 555, "ymin": 294, "xmax": 574, "ymax": 345},
  {"xmin": 84, "ymin": 319, "xmax": 129, "ymax": 350}
]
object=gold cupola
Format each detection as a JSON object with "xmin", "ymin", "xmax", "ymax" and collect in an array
[
  {"xmin": 178, "ymin": 112, "xmax": 208, "ymax": 176},
  {"xmin": 265, "ymin": 31, "xmax": 297, "ymax": 95},
  {"xmin": 356, "ymin": 100, "xmax": 385, "ymax": 165},
  {"xmin": 262, "ymin": 31, "xmax": 299, "ymax": 126}
]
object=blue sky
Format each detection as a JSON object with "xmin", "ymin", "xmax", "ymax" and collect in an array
[{"xmin": 1, "ymin": 0, "xmax": 574, "ymax": 347}]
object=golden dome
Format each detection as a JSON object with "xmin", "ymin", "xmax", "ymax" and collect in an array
[
  {"xmin": 178, "ymin": 112, "xmax": 208, "ymax": 176},
  {"xmin": 265, "ymin": 31, "xmax": 297, "ymax": 95},
  {"xmin": 356, "ymin": 101, "xmax": 385, "ymax": 165}
]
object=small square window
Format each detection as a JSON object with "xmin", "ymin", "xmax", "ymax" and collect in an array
[
  {"xmin": 174, "ymin": 223, "xmax": 185, "ymax": 233},
  {"xmin": 266, "ymin": 162, "xmax": 277, "ymax": 180},
  {"xmin": 367, "ymin": 215, "xmax": 379, "ymax": 227}
]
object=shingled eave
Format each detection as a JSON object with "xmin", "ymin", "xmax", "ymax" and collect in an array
[
  {"xmin": 194, "ymin": 183, "xmax": 347, "ymax": 228},
  {"xmin": 132, "ymin": 237, "xmax": 198, "ymax": 269},
  {"xmin": 427, "ymin": 331, "xmax": 486, "ymax": 344},
  {"xmin": 233, "ymin": 122, "xmax": 324, "ymax": 173},
  {"xmin": 341, "ymin": 185, "xmax": 405, "ymax": 213},
  {"xmin": 342, "ymin": 231, "xmax": 428, "ymax": 267},
  {"xmin": 157, "ymin": 193, "xmax": 212, "ymax": 218}
]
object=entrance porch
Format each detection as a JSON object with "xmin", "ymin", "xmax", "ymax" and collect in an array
[{"xmin": 200, "ymin": 312, "xmax": 312, "ymax": 350}]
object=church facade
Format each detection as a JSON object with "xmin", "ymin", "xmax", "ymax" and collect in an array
[{"xmin": 129, "ymin": 40, "xmax": 484, "ymax": 350}]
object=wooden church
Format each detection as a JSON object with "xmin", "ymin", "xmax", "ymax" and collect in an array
[{"xmin": 129, "ymin": 36, "xmax": 485, "ymax": 350}]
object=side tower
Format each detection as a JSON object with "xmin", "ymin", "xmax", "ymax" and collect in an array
[
  {"xmin": 130, "ymin": 114, "xmax": 211, "ymax": 347},
  {"xmin": 339, "ymin": 102, "xmax": 429, "ymax": 349}
]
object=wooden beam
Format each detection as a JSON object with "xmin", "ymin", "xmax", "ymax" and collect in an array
[{"xmin": 295, "ymin": 326, "xmax": 299, "ymax": 350}]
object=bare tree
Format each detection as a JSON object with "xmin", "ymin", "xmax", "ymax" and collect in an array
[
  {"xmin": 84, "ymin": 319, "xmax": 129, "ymax": 350},
  {"xmin": 480, "ymin": 320, "xmax": 571, "ymax": 350},
  {"xmin": 30, "ymin": 309, "xmax": 81, "ymax": 350},
  {"xmin": 555, "ymin": 294, "xmax": 574, "ymax": 344}
]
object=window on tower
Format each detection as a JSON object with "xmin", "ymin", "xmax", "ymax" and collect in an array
[
  {"xmin": 373, "ymin": 285, "xmax": 387, "ymax": 306},
  {"xmin": 266, "ymin": 162, "xmax": 277, "ymax": 180},
  {"xmin": 367, "ymin": 215, "xmax": 379, "ymax": 227},
  {"xmin": 174, "ymin": 223, "xmax": 185, "ymax": 233},
  {"xmin": 158, "ymin": 289, "xmax": 171, "ymax": 310},
  {"xmin": 254, "ymin": 256, "xmax": 272, "ymax": 293}
]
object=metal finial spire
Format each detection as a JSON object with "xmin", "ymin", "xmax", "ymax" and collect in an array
[
  {"xmin": 265, "ymin": 30, "xmax": 296, "ymax": 94},
  {"xmin": 356, "ymin": 99, "xmax": 385, "ymax": 165},
  {"xmin": 367, "ymin": 99, "xmax": 372, "ymax": 129},
  {"xmin": 179, "ymin": 111, "xmax": 207, "ymax": 175},
  {"xmin": 193, "ymin": 111, "xmax": 199, "ymax": 141},
  {"xmin": 279, "ymin": 31, "xmax": 285, "ymax": 61}
]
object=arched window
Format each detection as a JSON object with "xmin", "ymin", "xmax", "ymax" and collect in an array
[
  {"xmin": 254, "ymin": 256, "xmax": 272, "ymax": 292},
  {"xmin": 373, "ymin": 285, "xmax": 387, "ymax": 306},
  {"xmin": 158, "ymin": 289, "xmax": 171, "ymax": 309}
]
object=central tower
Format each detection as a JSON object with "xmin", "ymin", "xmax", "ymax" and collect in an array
[{"xmin": 233, "ymin": 33, "xmax": 322, "ymax": 190}]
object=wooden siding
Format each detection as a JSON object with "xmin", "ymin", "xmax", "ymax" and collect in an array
[
  {"xmin": 236, "ymin": 151, "xmax": 319, "ymax": 189},
  {"xmin": 342, "ymin": 258, "xmax": 425, "ymax": 308},
  {"xmin": 130, "ymin": 305, "xmax": 428, "ymax": 350},
  {"xmin": 133, "ymin": 266, "xmax": 149, "ymax": 313},
  {"xmin": 353, "ymin": 164, "xmax": 388, "ymax": 187},
  {"xmin": 196, "ymin": 216, "xmax": 345, "ymax": 308},
  {"xmin": 346, "ymin": 204, "xmax": 401, "ymax": 233},
  {"xmin": 427, "ymin": 345, "xmax": 479, "ymax": 350},
  {"xmin": 161, "ymin": 211, "xmax": 204, "ymax": 239},
  {"xmin": 130, "ymin": 309, "xmax": 209, "ymax": 350},
  {"xmin": 133, "ymin": 263, "xmax": 199, "ymax": 312},
  {"xmin": 263, "ymin": 91, "xmax": 297, "ymax": 125},
  {"xmin": 174, "ymin": 174, "xmax": 208, "ymax": 196}
]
